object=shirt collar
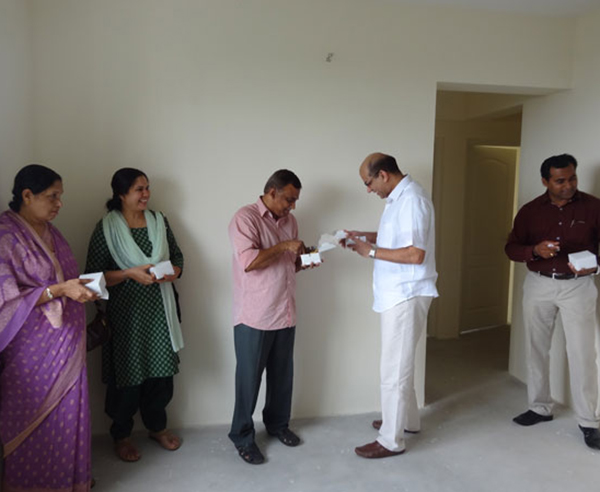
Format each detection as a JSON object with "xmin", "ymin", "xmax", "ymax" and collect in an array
[
  {"xmin": 257, "ymin": 196, "xmax": 287, "ymax": 222},
  {"xmin": 386, "ymin": 175, "xmax": 412, "ymax": 204},
  {"xmin": 257, "ymin": 196, "xmax": 271, "ymax": 217},
  {"xmin": 540, "ymin": 189, "xmax": 581, "ymax": 206}
]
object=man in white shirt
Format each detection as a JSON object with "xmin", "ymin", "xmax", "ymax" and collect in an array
[{"xmin": 346, "ymin": 152, "xmax": 438, "ymax": 458}]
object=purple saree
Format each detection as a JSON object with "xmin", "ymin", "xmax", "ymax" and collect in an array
[{"xmin": 0, "ymin": 211, "xmax": 91, "ymax": 492}]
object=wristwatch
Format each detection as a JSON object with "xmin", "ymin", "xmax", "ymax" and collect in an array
[{"xmin": 368, "ymin": 247, "xmax": 377, "ymax": 259}]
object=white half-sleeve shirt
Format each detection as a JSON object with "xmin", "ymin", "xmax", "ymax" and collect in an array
[{"xmin": 373, "ymin": 175, "xmax": 439, "ymax": 313}]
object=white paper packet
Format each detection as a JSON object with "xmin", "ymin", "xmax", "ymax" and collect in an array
[
  {"xmin": 150, "ymin": 260, "xmax": 175, "ymax": 280},
  {"xmin": 79, "ymin": 272, "xmax": 109, "ymax": 300}
]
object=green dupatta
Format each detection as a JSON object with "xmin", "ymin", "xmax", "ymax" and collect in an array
[{"xmin": 102, "ymin": 210, "xmax": 183, "ymax": 352}]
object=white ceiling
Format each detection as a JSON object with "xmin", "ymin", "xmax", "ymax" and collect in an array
[{"xmin": 397, "ymin": 0, "xmax": 600, "ymax": 16}]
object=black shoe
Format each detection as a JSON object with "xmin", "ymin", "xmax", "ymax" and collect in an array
[
  {"xmin": 268, "ymin": 428, "xmax": 301, "ymax": 447},
  {"xmin": 579, "ymin": 426, "xmax": 600, "ymax": 450},
  {"xmin": 236, "ymin": 442, "xmax": 265, "ymax": 464},
  {"xmin": 513, "ymin": 410, "xmax": 553, "ymax": 426}
]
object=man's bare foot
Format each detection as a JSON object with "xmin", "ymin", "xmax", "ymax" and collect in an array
[
  {"xmin": 114, "ymin": 438, "xmax": 141, "ymax": 462},
  {"xmin": 149, "ymin": 429, "xmax": 182, "ymax": 451}
]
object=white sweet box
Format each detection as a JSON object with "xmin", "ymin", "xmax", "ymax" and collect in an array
[{"xmin": 568, "ymin": 250, "xmax": 598, "ymax": 271}]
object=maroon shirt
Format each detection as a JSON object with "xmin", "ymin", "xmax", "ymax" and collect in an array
[{"xmin": 505, "ymin": 190, "xmax": 600, "ymax": 274}]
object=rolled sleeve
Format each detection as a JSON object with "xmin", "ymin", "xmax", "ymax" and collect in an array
[{"xmin": 229, "ymin": 212, "xmax": 261, "ymax": 271}]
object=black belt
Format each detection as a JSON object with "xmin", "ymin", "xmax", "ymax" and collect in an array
[{"xmin": 536, "ymin": 271, "xmax": 591, "ymax": 280}]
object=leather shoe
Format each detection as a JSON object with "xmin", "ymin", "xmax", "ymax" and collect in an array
[
  {"xmin": 512, "ymin": 410, "xmax": 553, "ymax": 426},
  {"xmin": 355, "ymin": 441, "xmax": 404, "ymax": 459},
  {"xmin": 579, "ymin": 425, "xmax": 600, "ymax": 450},
  {"xmin": 372, "ymin": 419, "xmax": 420, "ymax": 434}
]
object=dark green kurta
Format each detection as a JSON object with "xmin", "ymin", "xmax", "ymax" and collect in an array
[{"xmin": 85, "ymin": 213, "xmax": 184, "ymax": 388}]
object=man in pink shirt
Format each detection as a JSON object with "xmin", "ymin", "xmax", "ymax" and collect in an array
[{"xmin": 228, "ymin": 169, "xmax": 307, "ymax": 465}]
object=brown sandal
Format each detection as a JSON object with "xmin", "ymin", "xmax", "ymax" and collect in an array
[
  {"xmin": 149, "ymin": 429, "xmax": 182, "ymax": 451},
  {"xmin": 114, "ymin": 438, "xmax": 141, "ymax": 462}
]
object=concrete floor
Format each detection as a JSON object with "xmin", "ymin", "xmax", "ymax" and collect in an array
[{"xmin": 88, "ymin": 327, "xmax": 600, "ymax": 492}]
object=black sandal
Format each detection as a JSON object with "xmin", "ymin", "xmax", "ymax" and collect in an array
[
  {"xmin": 236, "ymin": 442, "xmax": 265, "ymax": 464},
  {"xmin": 269, "ymin": 428, "xmax": 301, "ymax": 447}
]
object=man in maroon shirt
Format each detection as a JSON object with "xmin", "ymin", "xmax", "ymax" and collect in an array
[{"xmin": 505, "ymin": 153, "xmax": 600, "ymax": 450}]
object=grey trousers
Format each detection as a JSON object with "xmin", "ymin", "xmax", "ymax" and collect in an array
[{"xmin": 228, "ymin": 324, "xmax": 296, "ymax": 447}]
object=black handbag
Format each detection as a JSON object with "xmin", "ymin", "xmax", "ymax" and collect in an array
[{"xmin": 86, "ymin": 301, "xmax": 111, "ymax": 351}]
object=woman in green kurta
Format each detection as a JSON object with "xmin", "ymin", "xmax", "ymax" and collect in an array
[{"xmin": 85, "ymin": 168, "xmax": 184, "ymax": 462}]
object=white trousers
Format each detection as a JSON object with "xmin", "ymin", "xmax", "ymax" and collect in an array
[
  {"xmin": 523, "ymin": 272, "xmax": 600, "ymax": 428},
  {"xmin": 377, "ymin": 296, "xmax": 432, "ymax": 452}
]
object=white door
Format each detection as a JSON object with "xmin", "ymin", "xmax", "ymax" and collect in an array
[{"xmin": 460, "ymin": 145, "xmax": 519, "ymax": 332}]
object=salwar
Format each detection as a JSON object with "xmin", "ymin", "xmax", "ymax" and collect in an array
[
  {"xmin": 523, "ymin": 272, "xmax": 600, "ymax": 428},
  {"xmin": 105, "ymin": 377, "xmax": 174, "ymax": 441},
  {"xmin": 377, "ymin": 296, "xmax": 432, "ymax": 452},
  {"xmin": 228, "ymin": 324, "xmax": 295, "ymax": 447}
]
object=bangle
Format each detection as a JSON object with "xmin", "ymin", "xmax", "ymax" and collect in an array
[
  {"xmin": 45, "ymin": 287, "xmax": 54, "ymax": 300},
  {"xmin": 368, "ymin": 247, "xmax": 377, "ymax": 259}
]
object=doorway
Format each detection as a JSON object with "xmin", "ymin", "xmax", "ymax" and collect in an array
[{"xmin": 427, "ymin": 90, "xmax": 529, "ymax": 403}]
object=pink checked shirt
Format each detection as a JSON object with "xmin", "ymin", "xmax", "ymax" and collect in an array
[{"xmin": 229, "ymin": 197, "xmax": 298, "ymax": 330}]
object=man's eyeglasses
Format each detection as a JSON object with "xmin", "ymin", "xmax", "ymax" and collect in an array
[{"xmin": 364, "ymin": 171, "xmax": 380, "ymax": 188}]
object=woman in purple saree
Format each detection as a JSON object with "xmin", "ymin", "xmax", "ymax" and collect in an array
[{"xmin": 0, "ymin": 165, "xmax": 96, "ymax": 492}]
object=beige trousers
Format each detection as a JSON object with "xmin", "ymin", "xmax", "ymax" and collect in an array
[
  {"xmin": 377, "ymin": 296, "xmax": 432, "ymax": 452},
  {"xmin": 523, "ymin": 272, "xmax": 600, "ymax": 428}
]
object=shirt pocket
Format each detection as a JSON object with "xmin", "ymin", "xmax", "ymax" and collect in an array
[{"xmin": 567, "ymin": 214, "xmax": 594, "ymax": 246}]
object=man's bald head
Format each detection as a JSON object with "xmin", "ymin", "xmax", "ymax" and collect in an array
[
  {"xmin": 360, "ymin": 153, "xmax": 403, "ymax": 178},
  {"xmin": 359, "ymin": 152, "xmax": 405, "ymax": 199}
]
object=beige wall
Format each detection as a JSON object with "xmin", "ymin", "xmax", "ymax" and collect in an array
[
  {"xmin": 509, "ymin": 8, "xmax": 600, "ymax": 407},
  {"xmin": 0, "ymin": 0, "xmax": 32, "ymax": 194},
  {"xmin": 2, "ymin": 0, "xmax": 582, "ymax": 433}
]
